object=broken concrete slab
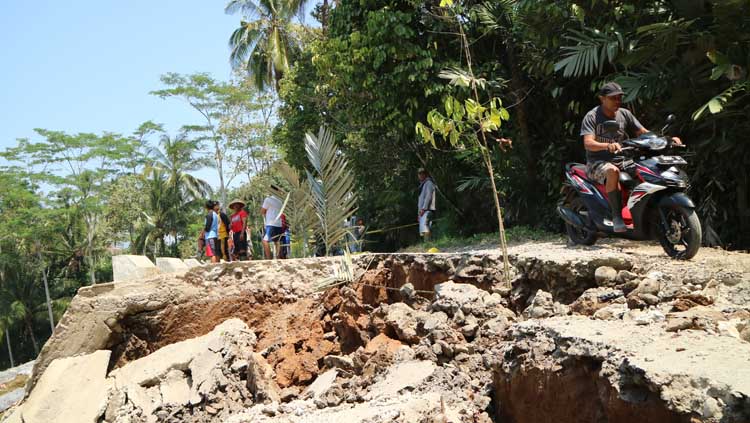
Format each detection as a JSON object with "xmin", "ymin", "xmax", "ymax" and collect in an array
[
  {"xmin": 112, "ymin": 255, "xmax": 160, "ymax": 282},
  {"xmin": 6, "ymin": 350, "xmax": 111, "ymax": 423},
  {"xmin": 248, "ymin": 353, "xmax": 281, "ymax": 403},
  {"xmin": 110, "ymin": 318, "xmax": 253, "ymax": 388},
  {"xmin": 304, "ymin": 369, "xmax": 338, "ymax": 399},
  {"xmin": 160, "ymin": 369, "xmax": 191, "ymax": 406},
  {"xmin": 155, "ymin": 257, "xmax": 190, "ymax": 274},
  {"xmin": 366, "ymin": 360, "xmax": 437, "ymax": 400},
  {"xmin": 494, "ymin": 316, "xmax": 750, "ymax": 422},
  {"xmin": 183, "ymin": 258, "xmax": 204, "ymax": 268}
]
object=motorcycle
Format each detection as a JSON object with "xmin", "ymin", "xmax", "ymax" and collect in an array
[{"xmin": 557, "ymin": 115, "xmax": 702, "ymax": 259}]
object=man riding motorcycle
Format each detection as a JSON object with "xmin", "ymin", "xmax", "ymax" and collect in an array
[{"xmin": 580, "ymin": 82, "xmax": 683, "ymax": 233}]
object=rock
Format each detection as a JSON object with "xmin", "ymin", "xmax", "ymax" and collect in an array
[
  {"xmin": 665, "ymin": 306, "xmax": 727, "ymax": 332},
  {"xmin": 399, "ymin": 283, "xmax": 416, "ymax": 300},
  {"xmin": 303, "ymin": 369, "xmax": 338, "ymax": 399},
  {"xmin": 615, "ymin": 270, "xmax": 639, "ymax": 284},
  {"xmin": 247, "ymin": 353, "xmax": 281, "ymax": 404},
  {"xmin": 570, "ymin": 288, "xmax": 623, "ymax": 316},
  {"xmin": 637, "ymin": 277, "xmax": 661, "ymax": 295},
  {"xmin": 383, "ymin": 303, "xmax": 423, "ymax": 344},
  {"xmin": 594, "ymin": 266, "xmax": 618, "ymax": 286},
  {"xmin": 365, "ymin": 333, "xmax": 404, "ymax": 356},
  {"xmin": 461, "ymin": 323, "xmax": 478, "ymax": 338},
  {"xmin": 593, "ymin": 303, "xmax": 629, "ymax": 320},
  {"xmin": 155, "ymin": 257, "xmax": 190, "ymax": 274},
  {"xmin": 718, "ymin": 320, "xmax": 742, "ymax": 339},
  {"xmin": 365, "ymin": 360, "xmax": 437, "ymax": 400},
  {"xmin": 433, "ymin": 281, "xmax": 486, "ymax": 315},
  {"xmin": 481, "ymin": 316, "xmax": 512, "ymax": 337},
  {"xmin": 523, "ymin": 290, "xmax": 555, "ymax": 319},
  {"xmin": 279, "ymin": 387, "xmax": 298, "ymax": 403},
  {"xmin": 422, "ymin": 312, "xmax": 449, "ymax": 332},
  {"xmin": 626, "ymin": 278, "xmax": 662, "ymax": 309},
  {"xmin": 633, "ymin": 309, "xmax": 665, "ymax": 325},
  {"xmin": 112, "ymin": 255, "xmax": 160, "ymax": 282},
  {"xmin": 262, "ymin": 403, "xmax": 279, "ymax": 416},
  {"xmin": 6, "ymin": 350, "xmax": 111, "ymax": 423},
  {"xmin": 160, "ymin": 369, "xmax": 190, "ymax": 406},
  {"xmin": 323, "ymin": 355, "xmax": 355, "ymax": 371},
  {"xmin": 639, "ymin": 293, "xmax": 660, "ymax": 306}
]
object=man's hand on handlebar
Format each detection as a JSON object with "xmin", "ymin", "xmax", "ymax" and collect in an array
[
  {"xmin": 607, "ymin": 142, "xmax": 622, "ymax": 153},
  {"xmin": 671, "ymin": 136, "xmax": 684, "ymax": 146}
]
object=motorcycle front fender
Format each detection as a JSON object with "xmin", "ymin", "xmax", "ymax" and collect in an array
[{"xmin": 657, "ymin": 192, "xmax": 696, "ymax": 210}]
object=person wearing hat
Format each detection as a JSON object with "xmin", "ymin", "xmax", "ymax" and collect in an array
[
  {"xmin": 580, "ymin": 81, "xmax": 682, "ymax": 232},
  {"xmin": 229, "ymin": 199, "xmax": 249, "ymax": 260}
]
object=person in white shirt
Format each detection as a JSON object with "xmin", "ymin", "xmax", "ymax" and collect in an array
[{"xmin": 260, "ymin": 186, "xmax": 284, "ymax": 259}]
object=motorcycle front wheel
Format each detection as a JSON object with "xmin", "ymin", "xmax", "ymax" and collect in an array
[
  {"xmin": 657, "ymin": 205, "xmax": 702, "ymax": 260},
  {"xmin": 564, "ymin": 196, "xmax": 598, "ymax": 246}
]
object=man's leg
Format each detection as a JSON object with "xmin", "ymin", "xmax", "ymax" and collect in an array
[
  {"xmin": 604, "ymin": 165, "xmax": 626, "ymax": 233},
  {"xmin": 262, "ymin": 226, "xmax": 273, "ymax": 259}
]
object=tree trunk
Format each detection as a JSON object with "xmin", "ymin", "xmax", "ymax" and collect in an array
[
  {"xmin": 38, "ymin": 252, "xmax": 55, "ymax": 334},
  {"xmin": 24, "ymin": 313, "xmax": 39, "ymax": 356},
  {"xmin": 215, "ymin": 140, "xmax": 227, "ymax": 208},
  {"xmin": 5, "ymin": 330, "xmax": 14, "ymax": 368},
  {"xmin": 506, "ymin": 41, "xmax": 538, "ymax": 222}
]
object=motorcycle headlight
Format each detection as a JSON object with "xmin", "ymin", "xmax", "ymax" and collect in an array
[{"xmin": 647, "ymin": 137, "xmax": 668, "ymax": 150}]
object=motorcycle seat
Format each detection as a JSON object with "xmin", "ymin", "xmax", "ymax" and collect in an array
[{"xmin": 567, "ymin": 163, "xmax": 588, "ymax": 179}]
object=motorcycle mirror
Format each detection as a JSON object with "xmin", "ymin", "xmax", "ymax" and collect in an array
[{"xmin": 661, "ymin": 114, "xmax": 677, "ymax": 135}]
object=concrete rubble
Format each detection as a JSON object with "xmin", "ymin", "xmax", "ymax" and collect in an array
[{"xmin": 3, "ymin": 242, "xmax": 749, "ymax": 422}]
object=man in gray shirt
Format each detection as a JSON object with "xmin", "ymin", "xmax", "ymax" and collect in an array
[
  {"xmin": 417, "ymin": 168, "xmax": 436, "ymax": 241},
  {"xmin": 580, "ymin": 82, "xmax": 682, "ymax": 232}
]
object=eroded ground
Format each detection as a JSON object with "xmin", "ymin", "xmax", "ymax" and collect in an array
[{"xmin": 3, "ymin": 241, "xmax": 750, "ymax": 423}]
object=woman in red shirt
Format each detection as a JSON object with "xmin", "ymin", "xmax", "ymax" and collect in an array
[{"xmin": 228, "ymin": 199, "xmax": 250, "ymax": 260}]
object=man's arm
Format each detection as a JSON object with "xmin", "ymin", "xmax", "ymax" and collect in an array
[
  {"xmin": 583, "ymin": 134, "xmax": 622, "ymax": 153},
  {"xmin": 204, "ymin": 213, "xmax": 212, "ymax": 233}
]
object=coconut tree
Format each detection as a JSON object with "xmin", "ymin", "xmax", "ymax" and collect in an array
[
  {"xmin": 138, "ymin": 132, "xmax": 212, "ymax": 256},
  {"xmin": 225, "ymin": 0, "xmax": 305, "ymax": 91}
]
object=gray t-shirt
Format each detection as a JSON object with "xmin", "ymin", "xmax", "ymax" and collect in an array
[{"xmin": 580, "ymin": 106, "xmax": 644, "ymax": 163}]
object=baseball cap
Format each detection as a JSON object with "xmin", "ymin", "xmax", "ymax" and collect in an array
[{"xmin": 599, "ymin": 82, "xmax": 624, "ymax": 97}]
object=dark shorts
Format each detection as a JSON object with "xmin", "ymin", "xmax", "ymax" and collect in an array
[
  {"xmin": 587, "ymin": 161, "xmax": 619, "ymax": 185},
  {"xmin": 205, "ymin": 238, "xmax": 218, "ymax": 257},
  {"xmin": 233, "ymin": 232, "xmax": 248, "ymax": 255},
  {"xmin": 263, "ymin": 225, "xmax": 284, "ymax": 242}
]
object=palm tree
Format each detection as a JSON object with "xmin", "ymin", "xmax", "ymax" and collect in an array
[
  {"xmin": 304, "ymin": 126, "xmax": 358, "ymax": 255},
  {"xmin": 145, "ymin": 132, "xmax": 212, "ymax": 201},
  {"xmin": 225, "ymin": 0, "xmax": 305, "ymax": 91},
  {"xmin": 138, "ymin": 132, "xmax": 212, "ymax": 256}
]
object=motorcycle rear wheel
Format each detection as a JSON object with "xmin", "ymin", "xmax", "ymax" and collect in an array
[
  {"xmin": 657, "ymin": 206, "xmax": 702, "ymax": 260},
  {"xmin": 564, "ymin": 197, "xmax": 598, "ymax": 246}
]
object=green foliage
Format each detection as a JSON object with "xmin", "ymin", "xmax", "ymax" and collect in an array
[
  {"xmin": 304, "ymin": 126, "xmax": 358, "ymax": 255},
  {"xmin": 225, "ymin": 0, "xmax": 304, "ymax": 91}
]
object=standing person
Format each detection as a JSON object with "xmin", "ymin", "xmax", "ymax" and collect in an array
[
  {"xmin": 200, "ymin": 200, "xmax": 220, "ymax": 264},
  {"xmin": 417, "ymin": 168, "xmax": 437, "ymax": 242},
  {"xmin": 279, "ymin": 213, "xmax": 291, "ymax": 259},
  {"xmin": 213, "ymin": 201, "xmax": 232, "ymax": 262},
  {"xmin": 581, "ymin": 82, "xmax": 683, "ymax": 232},
  {"xmin": 260, "ymin": 187, "xmax": 284, "ymax": 259},
  {"xmin": 229, "ymin": 199, "xmax": 249, "ymax": 261}
]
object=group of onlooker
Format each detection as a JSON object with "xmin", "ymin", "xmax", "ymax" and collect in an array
[
  {"xmin": 199, "ymin": 199, "xmax": 249, "ymax": 263},
  {"xmin": 198, "ymin": 166, "xmax": 437, "ymax": 263}
]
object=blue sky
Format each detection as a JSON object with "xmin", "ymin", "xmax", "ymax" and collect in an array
[{"xmin": 0, "ymin": 0, "xmax": 281, "ymax": 188}]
